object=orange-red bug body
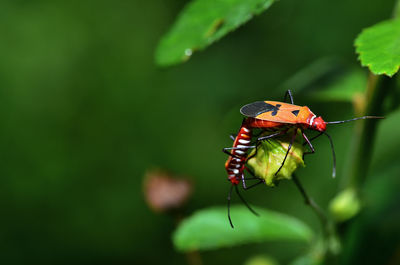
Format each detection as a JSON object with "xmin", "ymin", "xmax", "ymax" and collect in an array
[{"xmin": 240, "ymin": 101, "xmax": 326, "ymax": 132}]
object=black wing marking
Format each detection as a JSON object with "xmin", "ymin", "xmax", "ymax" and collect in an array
[
  {"xmin": 240, "ymin": 101, "xmax": 281, "ymax": 117},
  {"xmin": 291, "ymin": 110, "xmax": 300, "ymax": 117}
]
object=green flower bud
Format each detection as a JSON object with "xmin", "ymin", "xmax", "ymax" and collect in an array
[
  {"xmin": 246, "ymin": 129, "xmax": 305, "ymax": 187},
  {"xmin": 329, "ymin": 188, "xmax": 361, "ymax": 222},
  {"xmin": 244, "ymin": 255, "xmax": 279, "ymax": 265}
]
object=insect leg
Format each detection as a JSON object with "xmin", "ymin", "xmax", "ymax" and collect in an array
[
  {"xmin": 243, "ymin": 169, "xmax": 265, "ymax": 189},
  {"xmin": 275, "ymin": 129, "xmax": 297, "ymax": 176},
  {"xmin": 303, "ymin": 131, "xmax": 324, "ymax": 145},
  {"xmin": 245, "ymin": 130, "xmax": 288, "ymax": 161},
  {"xmin": 222, "ymin": 148, "xmax": 242, "ymax": 159},
  {"xmin": 235, "ymin": 185, "xmax": 259, "ymax": 216},
  {"xmin": 240, "ymin": 170, "xmax": 266, "ymax": 189},
  {"xmin": 227, "ymin": 185, "xmax": 234, "ymax": 228},
  {"xmin": 302, "ymin": 131, "xmax": 315, "ymax": 158},
  {"xmin": 241, "ymin": 173, "xmax": 247, "ymax": 189},
  {"xmin": 222, "ymin": 146, "xmax": 256, "ymax": 159},
  {"xmin": 224, "ymin": 146, "xmax": 256, "ymax": 151},
  {"xmin": 242, "ymin": 180, "xmax": 265, "ymax": 190},
  {"xmin": 284, "ymin": 90, "xmax": 294, "ymax": 104},
  {"xmin": 240, "ymin": 177, "xmax": 263, "ymax": 181},
  {"xmin": 257, "ymin": 130, "xmax": 286, "ymax": 142},
  {"xmin": 229, "ymin": 134, "xmax": 237, "ymax": 141},
  {"xmin": 246, "ymin": 139, "xmax": 262, "ymax": 161}
]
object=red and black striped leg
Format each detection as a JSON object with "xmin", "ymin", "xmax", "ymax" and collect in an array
[
  {"xmin": 275, "ymin": 129, "xmax": 298, "ymax": 176},
  {"xmin": 284, "ymin": 90, "xmax": 294, "ymax": 104},
  {"xmin": 227, "ymin": 185, "xmax": 234, "ymax": 228},
  {"xmin": 235, "ymin": 185, "xmax": 259, "ymax": 216}
]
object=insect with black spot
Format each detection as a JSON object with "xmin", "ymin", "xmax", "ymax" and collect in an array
[{"xmin": 223, "ymin": 90, "xmax": 383, "ymax": 227}]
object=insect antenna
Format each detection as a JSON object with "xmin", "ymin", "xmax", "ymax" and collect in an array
[
  {"xmin": 235, "ymin": 185, "xmax": 259, "ymax": 216},
  {"xmin": 227, "ymin": 185, "xmax": 234, "ymax": 228},
  {"xmin": 323, "ymin": 116, "xmax": 383, "ymax": 177},
  {"xmin": 325, "ymin": 116, "xmax": 384, "ymax": 124},
  {"xmin": 323, "ymin": 132, "xmax": 336, "ymax": 178}
]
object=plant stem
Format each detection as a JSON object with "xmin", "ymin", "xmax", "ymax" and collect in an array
[
  {"xmin": 393, "ymin": 0, "xmax": 400, "ymax": 18},
  {"xmin": 292, "ymin": 174, "xmax": 328, "ymax": 227},
  {"xmin": 292, "ymin": 174, "xmax": 340, "ymax": 256},
  {"xmin": 346, "ymin": 74, "xmax": 391, "ymax": 190}
]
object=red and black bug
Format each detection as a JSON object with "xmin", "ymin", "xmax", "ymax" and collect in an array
[
  {"xmin": 222, "ymin": 119, "xmax": 292, "ymax": 228},
  {"xmin": 223, "ymin": 90, "xmax": 383, "ymax": 228},
  {"xmin": 222, "ymin": 120, "xmax": 258, "ymax": 228},
  {"xmin": 240, "ymin": 90, "xmax": 383, "ymax": 177}
]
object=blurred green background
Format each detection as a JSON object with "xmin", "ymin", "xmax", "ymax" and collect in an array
[{"xmin": 1, "ymin": 0, "xmax": 399, "ymax": 264}]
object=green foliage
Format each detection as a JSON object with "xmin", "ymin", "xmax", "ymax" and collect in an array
[
  {"xmin": 247, "ymin": 130, "xmax": 305, "ymax": 187},
  {"xmin": 278, "ymin": 58, "xmax": 367, "ymax": 105},
  {"xmin": 155, "ymin": 0, "xmax": 275, "ymax": 66},
  {"xmin": 355, "ymin": 19, "xmax": 400, "ymax": 77},
  {"xmin": 278, "ymin": 58, "xmax": 345, "ymax": 94},
  {"xmin": 306, "ymin": 70, "xmax": 367, "ymax": 103},
  {"xmin": 172, "ymin": 206, "xmax": 313, "ymax": 251},
  {"xmin": 340, "ymin": 108, "xmax": 400, "ymax": 264},
  {"xmin": 2, "ymin": 1, "xmax": 400, "ymax": 264}
]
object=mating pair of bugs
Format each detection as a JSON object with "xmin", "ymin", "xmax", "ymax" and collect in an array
[{"xmin": 223, "ymin": 90, "xmax": 382, "ymax": 228}]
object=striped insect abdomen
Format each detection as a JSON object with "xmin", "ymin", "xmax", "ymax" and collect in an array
[{"xmin": 225, "ymin": 123, "xmax": 253, "ymax": 185}]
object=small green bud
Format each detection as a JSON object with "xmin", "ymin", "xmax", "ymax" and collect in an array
[
  {"xmin": 329, "ymin": 188, "xmax": 361, "ymax": 222},
  {"xmin": 247, "ymin": 129, "xmax": 305, "ymax": 187},
  {"xmin": 244, "ymin": 255, "xmax": 280, "ymax": 265}
]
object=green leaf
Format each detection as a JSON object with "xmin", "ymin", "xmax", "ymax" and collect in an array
[
  {"xmin": 173, "ymin": 206, "xmax": 313, "ymax": 251},
  {"xmin": 155, "ymin": 0, "xmax": 275, "ymax": 66},
  {"xmin": 355, "ymin": 19, "xmax": 400, "ymax": 77}
]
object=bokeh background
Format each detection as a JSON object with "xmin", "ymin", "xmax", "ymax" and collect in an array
[{"xmin": 1, "ymin": 0, "xmax": 399, "ymax": 264}]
